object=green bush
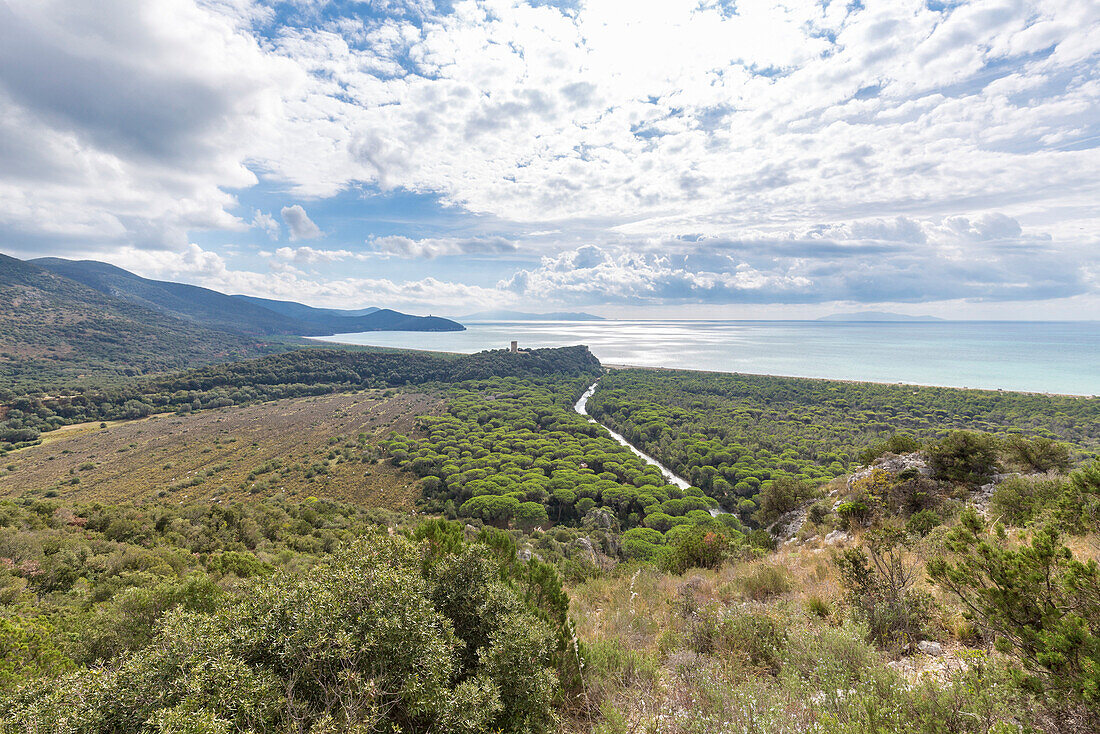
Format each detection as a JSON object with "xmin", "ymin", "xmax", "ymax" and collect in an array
[
  {"xmin": 660, "ymin": 523, "xmax": 743, "ymax": 574},
  {"xmin": 836, "ymin": 529, "xmax": 932, "ymax": 652},
  {"xmin": 621, "ymin": 527, "xmax": 664, "ymax": 561},
  {"xmin": 928, "ymin": 509, "xmax": 1100, "ymax": 717},
  {"xmin": 1003, "ymin": 435, "xmax": 1072, "ymax": 473},
  {"xmin": 0, "ymin": 617, "xmax": 74, "ymax": 690},
  {"xmin": 989, "ymin": 475, "xmax": 1066, "ymax": 527},
  {"xmin": 751, "ymin": 478, "xmax": 818, "ymax": 528},
  {"xmin": 735, "ymin": 563, "xmax": 792, "ymax": 601},
  {"xmin": 858, "ymin": 433, "xmax": 923, "ymax": 465},
  {"xmin": 927, "ymin": 431, "xmax": 998, "ymax": 485},
  {"xmin": 0, "ymin": 534, "xmax": 563, "ymax": 734}
]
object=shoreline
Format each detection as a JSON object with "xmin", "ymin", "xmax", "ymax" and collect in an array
[
  {"xmin": 311, "ymin": 335, "xmax": 1096, "ymax": 399},
  {"xmin": 599, "ymin": 362, "xmax": 1094, "ymax": 399}
]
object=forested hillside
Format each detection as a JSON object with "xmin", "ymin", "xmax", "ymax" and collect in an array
[
  {"xmin": 33, "ymin": 257, "xmax": 464, "ymax": 335},
  {"xmin": 384, "ymin": 375, "xmax": 738, "ymax": 546},
  {"xmin": 0, "ymin": 254, "xmax": 277, "ymax": 394},
  {"xmin": 0, "ymin": 252, "xmax": 467, "ymax": 396}
]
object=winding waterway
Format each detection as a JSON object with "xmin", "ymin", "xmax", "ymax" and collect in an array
[{"xmin": 574, "ymin": 379, "xmax": 691, "ymax": 490}]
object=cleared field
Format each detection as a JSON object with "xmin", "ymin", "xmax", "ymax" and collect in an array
[{"xmin": 0, "ymin": 390, "xmax": 443, "ymax": 507}]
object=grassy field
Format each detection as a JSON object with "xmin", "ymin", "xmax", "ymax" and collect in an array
[{"xmin": 0, "ymin": 389, "xmax": 443, "ymax": 507}]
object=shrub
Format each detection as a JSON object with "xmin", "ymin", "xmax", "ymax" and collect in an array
[
  {"xmin": 858, "ymin": 433, "xmax": 923, "ymax": 465},
  {"xmin": 928, "ymin": 509, "xmax": 1100, "ymax": 716},
  {"xmin": 751, "ymin": 478, "xmax": 819, "ymax": 527},
  {"xmin": 746, "ymin": 528, "xmax": 777, "ymax": 551},
  {"xmin": 581, "ymin": 638, "xmax": 659, "ymax": 711},
  {"xmin": 781, "ymin": 621, "xmax": 876, "ymax": 688},
  {"xmin": 804, "ymin": 595, "xmax": 831, "ymax": 619},
  {"xmin": 905, "ymin": 509, "xmax": 942, "ymax": 537},
  {"xmin": 717, "ymin": 609, "xmax": 787, "ymax": 674},
  {"xmin": 989, "ymin": 475, "xmax": 1066, "ymax": 527},
  {"xmin": 1003, "ymin": 435, "xmax": 1072, "ymax": 473},
  {"xmin": 927, "ymin": 431, "xmax": 998, "ymax": 485},
  {"xmin": 836, "ymin": 528, "xmax": 932, "ymax": 652},
  {"xmin": 0, "ymin": 617, "xmax": 74, "ymax": 690},
  {"xmin": 660, "ymin": 523, "xmax": 741, "ymax": 574},
  {"xmin": 0, "ymin": 534, "xmax": 562, "ymax": 734},
  {"xmin": 621, "ymin": 527, "xmax": 664, "ymax": 562},
  {"xmin": 836, "ymin": 500, "xmax": 871, "ymax": 526}
]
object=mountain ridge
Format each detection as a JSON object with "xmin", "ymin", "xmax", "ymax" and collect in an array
[
  {"xmin": 0, "ymin": 253, "xmax": 271, "ymax": 390},
  {"xmin": 31, "ymin": 257, "xmax": 464, "ymax": 335}
]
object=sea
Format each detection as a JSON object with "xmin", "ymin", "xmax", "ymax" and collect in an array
[{"xmin": 313, "ymin": 320, "xmax": 1100, "ymax": 396}]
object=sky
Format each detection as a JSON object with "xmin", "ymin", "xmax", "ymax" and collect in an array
[{"xmin": 0, "ymin": 0, "xmax": 1098, "ymax": 319}]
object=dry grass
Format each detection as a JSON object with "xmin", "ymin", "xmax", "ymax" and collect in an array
[
  {"xmin": 0, "ymin": 390, "xmax": 443, "ymax": 508},
  {"xmin": 563, "ymin": 537, "xmax": 1046, "ymax": 734}
]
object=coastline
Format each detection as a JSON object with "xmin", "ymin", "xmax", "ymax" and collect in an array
[
  {"xmin": 312, "ymin": 322, "xmax": 1099, "ymax": 398},
  {"xmin": 599, "ymin": 362, "xmax": 1094, "ymax": 399}
]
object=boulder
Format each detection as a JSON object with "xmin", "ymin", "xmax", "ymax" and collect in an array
[
  {"xmin": 846, "ymin": 452, "xmax": 930, "ymax": 492},
  {"xmin": 917, "ymin": 640, "xmax": 944, "ymax": 656}
]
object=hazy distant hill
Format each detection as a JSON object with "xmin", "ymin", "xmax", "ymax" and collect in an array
[
  {"xmin": 232, "ymin": 295, "xmax": 380, "ymax": 321},
  {"xmin": 817, "ymin": 311, "xmax": 944, "ymax": 322},
  {"xmin": 458, "ymin": 309, "xmax": 604, "ymax": 321},
  {"xmin": 33, "ymin": 258, "xmax": 464, "ymax": 335},
  {"xmin": 0, "ymin": 253, "xmax": 268, "ymax": 390}
]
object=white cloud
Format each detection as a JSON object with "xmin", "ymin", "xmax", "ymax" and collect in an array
[
  {"xmin": 197, "ymin": 265, "xmax": 507, "ymax": 311},
  {"xmin": 251, "ymin": 210, "xmax": 280, "ymax": 240},
  {"xmin": 500, "ymin": 210, "xmax": 1087, "ymax": 305},
  {"xmin": 272, "ymin": 245, "xmax": 362, "ymax": 264},
  {"xmin": 0, "ymin": 0, "xmax": 301, "ymax": 248},
  {"xmin": 366, "ymin": 235, "xmax": 518, "ymax": 258},
  {"xmin": 103, "ymin": 243, "xmax": 231, "ymax": 280},
  {"xmin": 280, "ymin": 204, "xmax": 322, "ymax": 241},
  {"xmin": 0, "ymin": 0, "xmax": 1097, "ymax": 314}
]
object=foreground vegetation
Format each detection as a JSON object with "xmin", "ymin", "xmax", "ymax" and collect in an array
[
  {"xmin": 3, "ymin": 470, "xmax": 1099, "ymax": 732},
  {"xmin": 3, "ymin": 346, "xmax": 1100, "ymax": 731},
  {"xmin": 0, "ymin": 499, "xmax": 577, "ymax": 733}
]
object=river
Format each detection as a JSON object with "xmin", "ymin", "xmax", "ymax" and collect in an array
[{"xmin": 574, "ymin": 378, "xmax": 690, "ymax": 490}]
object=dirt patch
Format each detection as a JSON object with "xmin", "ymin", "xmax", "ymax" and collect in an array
[{"xmin": 0, "ymin": 390, "xmax": 443, "ymax": 509}]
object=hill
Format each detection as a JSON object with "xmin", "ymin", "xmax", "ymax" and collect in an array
[
  {"xmin": 817, "ymin": 310, "xmax": 944, "ymax": 321},
  {"xmin": 232, "ymin": 294, "xmax": 380, "ymax": 321},
  {"xmin": 0, "ymin": 253, "xmax": 272, "ymax": 393},
  {"xmin": 458, "ymin": 309, "xmax": 604, "ymax": 321},
  {"xmin": 32, "ymin": 257, "xmax": 463, "ymax": 335}
]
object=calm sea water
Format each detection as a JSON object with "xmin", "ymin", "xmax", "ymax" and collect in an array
[{"xmin": 314, "ymin": 320, "xmax": 1100, "ymax": 396}]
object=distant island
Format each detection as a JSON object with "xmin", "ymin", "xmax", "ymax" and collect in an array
[
  {"xmin": 817, "ymin": 311, "xmax": 944, "ymax": 322},
  {"xmin": 458, "ymin": 309, "xmax": 604, "ymax": 321}
]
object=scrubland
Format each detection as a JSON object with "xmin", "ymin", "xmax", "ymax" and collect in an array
[
  {"xmin": 1, "ymin": 346, "xmax": 1098, "ymax": 732},
  {"xmin": 0, "ymin": 391, "xmax": 441, "ymax": 507}
]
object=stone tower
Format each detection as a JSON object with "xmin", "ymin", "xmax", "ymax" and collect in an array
[{"xmin": 510, "ymin": 340, "xmax": 518, "ymax": 353}]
